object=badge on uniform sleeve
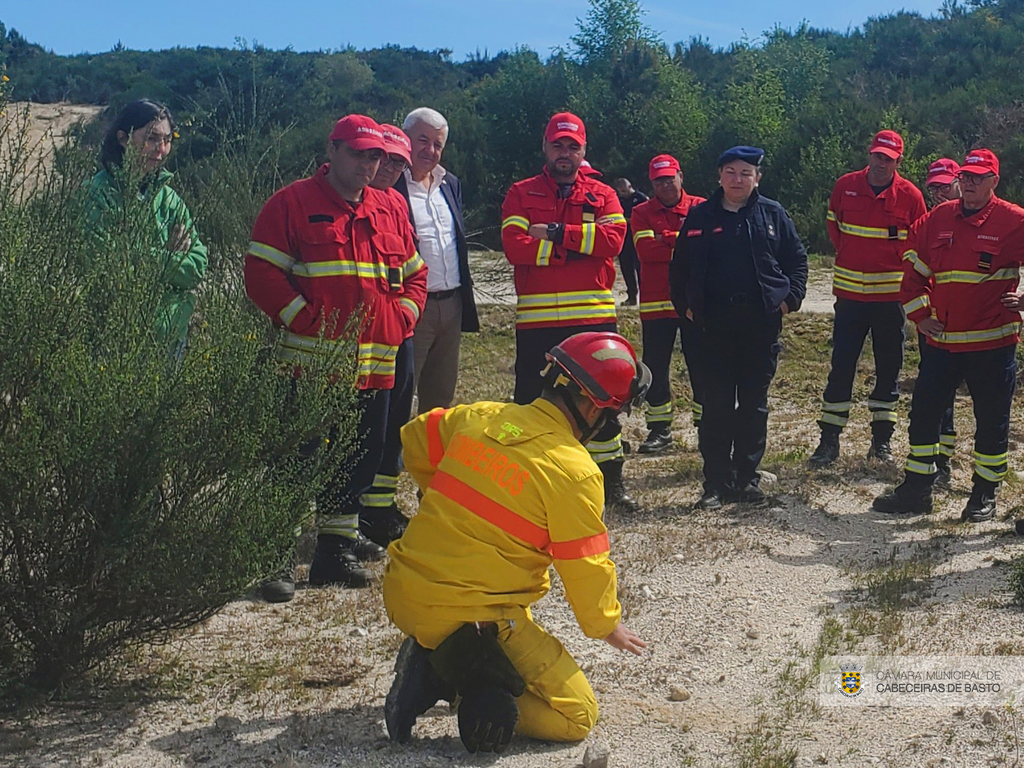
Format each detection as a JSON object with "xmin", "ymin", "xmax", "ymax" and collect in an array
[{"xmin": 583, "ymin": 192, "xmax": 597, "ymax": 222}]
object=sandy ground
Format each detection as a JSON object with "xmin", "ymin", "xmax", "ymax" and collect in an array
[{"xmin": 4, "ymin": 296, "xmax": 1024, "ymax": 768}]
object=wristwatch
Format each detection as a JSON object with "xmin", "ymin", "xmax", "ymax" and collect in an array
[{"xmin": 546, "ymin": 222, "xmax": 564, "ymax": 244}]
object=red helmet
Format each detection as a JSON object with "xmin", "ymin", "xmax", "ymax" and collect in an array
[{"xmin": 545, "ymin": 332, "xmax": 651, "ymax": 413}]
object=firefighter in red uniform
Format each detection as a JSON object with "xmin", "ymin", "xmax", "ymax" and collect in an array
[
  {"xmin": 500, "ymin": 112, "xmax": 636, "ymax": 510},
  {"xmin": 359, "ymin": 123, "xmax": 420, "ymax": 546},
  {"xmin": 874, "ymin": 149, "xmax": 1024, "ymax": 521},
  {"xmin": 245, "ymin": 115, "xmax": 427, "ymax": 588},
  {"xmin": 630, "ymin": 154, "xmax": 706, "ymax": 453},
  {"xmin": 809, "ymin": 130, "xmax": 927, "ymax": 467}
]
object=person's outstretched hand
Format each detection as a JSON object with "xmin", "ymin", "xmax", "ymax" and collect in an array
[{"xmin": 604, "ymin": 623, "xmax": 647, "ymax": 656}]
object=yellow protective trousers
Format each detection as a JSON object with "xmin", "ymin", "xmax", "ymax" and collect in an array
[{"xmin": 384, "ymin": 583, "xmax": 598, "ymax": 742}]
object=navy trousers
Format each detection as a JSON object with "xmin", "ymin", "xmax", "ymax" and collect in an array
[
  {"xmin": 819, "ymin": 298, "xmax": 905, "ymax": 434},
  {"xmin": 698, "ymin": 308, "xmax": 782, "ymax": 492}
]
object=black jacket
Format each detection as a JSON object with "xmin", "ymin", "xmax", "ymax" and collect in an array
[
  {"xmin": 669, "ymin": 188, "xmax": 808, "ymax": 327},
  {"xmin": 394, "ymin": 171, "xmax": 480, "ymax": 333}
]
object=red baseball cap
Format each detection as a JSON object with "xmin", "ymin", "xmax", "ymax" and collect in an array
[
  {"xmin": 579, "ymin": 159, "xmax": 601, "ymax": 177},
  {"xmin": 869, "ymin": 130, "xmax": 904, "ymax": 159},
  {"xmin": 960, "ymin": 148, "xmax": 999, "ymax": 176},
  {"xmin": 649, "ymin": 154, "xmax": 681, "ymax": 180},
  {"xmin": 329, "ymin": 114, "xmax": 387, "ymax": 151},
  {"xmin": 380, "ymin": 123, "xmax": 412, "ymax": 164},
  {"xmin": 545, "ymin": 112, "xmax": 586, "ymax": 145},
  {"xmin": 926, "ymin": 158, "xmax": 960, "ymax": 186}
]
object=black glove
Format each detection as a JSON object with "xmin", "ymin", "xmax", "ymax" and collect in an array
[{"xmin": 457, "ymin": 683, "xmax": 519, "ymax": 754}]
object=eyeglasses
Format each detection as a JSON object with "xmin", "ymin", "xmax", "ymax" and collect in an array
[
  {"xmin": 383, "ymin": 156, "xmax": 409, "ymax": 171},
  {"xmin": 958, "ymin": 173, "xmax": 995, "ymax": 186},
  {"xmin": 142, "ymin": 133, "xmax": 173, "ymax": 148}
]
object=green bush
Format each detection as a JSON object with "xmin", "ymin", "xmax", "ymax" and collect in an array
[{"xmin": 0, "ymin": 86, "xmax": 359, "ymax": 698}]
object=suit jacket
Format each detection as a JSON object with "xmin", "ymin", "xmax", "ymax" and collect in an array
[{"xmin": 394, "ymin": 171, "xmax": 480, "ymax": 332}]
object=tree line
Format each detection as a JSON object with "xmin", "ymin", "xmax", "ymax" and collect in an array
[{"xmin": 5, "ymin": 0, "xmax": 1024, "ymax": 252}]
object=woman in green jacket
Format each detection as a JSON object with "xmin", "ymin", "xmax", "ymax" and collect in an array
[{"xmin": 86, "ymin": 99, "xmax": 208, "ymax": 352}]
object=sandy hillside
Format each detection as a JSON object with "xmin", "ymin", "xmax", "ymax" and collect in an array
[{"xmin": 0, "ymin": 101, "xmax": 102, "ymax": 190}]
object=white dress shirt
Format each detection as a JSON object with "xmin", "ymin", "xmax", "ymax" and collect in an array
[{"xmin": 405, "ymin": 165, "xmax": 461, "ymax": 292}]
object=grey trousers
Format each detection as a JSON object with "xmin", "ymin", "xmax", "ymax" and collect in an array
[{"xmin": 413, "ymin": 291, "xmax": 463, "ymax": 412}]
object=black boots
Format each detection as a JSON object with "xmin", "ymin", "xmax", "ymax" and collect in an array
[
  {"xmin": 308, "ymin": 534, "xmax": 373, "ymax": 588},
  {"xmin": 602, "ymin": 460, "xmax": 639, "ymax": 512},
  {"xmin": 639, "ymin": 423, "xmax": 673, "ymax": 454},
  {"xmin": 808, "ymin": 429, "xmax": 840, "ymax": 468},
  {"xmin": 962, "ymin": 484, "xmax": 997, "ymax": 523},
  {"xmin": 260, "ymin": 549, "xmax": 298, "ymax": 603},
  {"xmin": 873, "ymin": 479, "xmax": 933, "ymax": 515},
  {"xmin": 867, "ymin": 424, "xmax": 895, "ymax": 462}
]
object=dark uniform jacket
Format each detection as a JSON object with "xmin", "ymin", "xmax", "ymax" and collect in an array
[
  {"xmin": 394, "ymin": 172, "xmax": 480, "ymax": 333},
  {"xmin": 669, "ymin": 188, "xmax": 808, "ymax": 327}
]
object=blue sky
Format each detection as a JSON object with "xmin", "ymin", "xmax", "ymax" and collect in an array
[{"xmin": 5, "ymin": 0, "xmax": 945, "ymax": 58}]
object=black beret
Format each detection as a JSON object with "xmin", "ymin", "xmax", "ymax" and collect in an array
[{"xmin": 717, "ymin": 146, "xmax": 765, "ymax": 168}]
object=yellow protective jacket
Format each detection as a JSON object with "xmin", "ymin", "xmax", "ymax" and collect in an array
[{"xmin": 385, "ymin": 399, "xmax": 621, "ymax": 640}]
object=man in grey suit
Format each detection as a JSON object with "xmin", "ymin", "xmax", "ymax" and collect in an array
[{"xmin": 394, "ymin": 107, "xmax": 479, "ymax": 411}]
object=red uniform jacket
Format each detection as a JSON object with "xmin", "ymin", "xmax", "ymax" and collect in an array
[
  {"xmin": 902, "ymin": 195, "xmax": 1024, "ymax": 352},
  {"xmin": 501, "ymin": 168, "xmax": 627, "ymax": 330},
  {"xmin": 245, "ymin": 166, "xmax": 427, "ymax": 390},
  {"xmin": 630, "ymin": 192, "xmax": 706, "ymax": 321},
  {"xmin": 827, "ymin": 168, "xmax": 926, "ymax": 301}
]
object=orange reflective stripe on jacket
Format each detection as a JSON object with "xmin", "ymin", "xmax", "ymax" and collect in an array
[
  {"xmin": 432, "ymin": 470, "xmax": 551, "ymax": 550},
  {"xmin": 549, "ymin": 531, "xmax": 611, "ymax": 560},
  {"xmin": 426, "ymin": 408, "xmax": 448, "ymax": 468}
]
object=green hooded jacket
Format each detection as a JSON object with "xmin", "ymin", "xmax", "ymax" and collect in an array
[{"xmin": 85, "ymin": 167, "xmax": 209, "ymax": 346}]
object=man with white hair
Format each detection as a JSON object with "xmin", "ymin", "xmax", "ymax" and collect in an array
[{"xmin": 394, "ymin": 107, "xmax": 479, "ymax": 412}]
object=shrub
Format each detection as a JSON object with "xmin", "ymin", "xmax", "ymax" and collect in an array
[{"xmin": 0, "ymin": 85, "xmax": 359, "ymax": 698}]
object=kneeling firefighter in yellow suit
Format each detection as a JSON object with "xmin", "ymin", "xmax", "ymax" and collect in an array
[{"xmin": 382, "ymin": 331, "xmax": 650, "ymax": 753}]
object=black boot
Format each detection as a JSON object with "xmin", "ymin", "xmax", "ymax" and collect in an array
[
  {"xmin": 601, "ymin": 460, "xmax": 639, "ymax": 512},
  {"xmin": 639, "ymin": 423, "xmax": 673, "ymax": 454},
  {"xmin": 352, "ymin": 531, "xmax": 386, "ymax": 562},
  {"xmin": 872, "ymin": 479, "xmax": 933, "ymax": 515},
  {"xmin": 733, "ymin": 478, "xmax": 767, "ymax": 504},
  {"xmin": 360, "ymin": 503, "xmax": 409, "ymax": 547},
  {"xmin": 308, "ymin": 534, "xmax": 373, "ymax": 588},
  {"xmin": 696, "ymin": 484, "xmax": 726, "ymax": 510},
  {"xmin": 260, "ymin": 549, "xmax": 297, "ymax": 604},
  {"xmin": 808, "ymin": 428, "xmax": 841, "ymax": 468},
  {"xmin": 867, "ymin": 423, "xmax": 895, "ymax": 462},
  {"xmin": 385, "ymin": 638, "xmax": 455, "ymax": 743},
  {"xmin": 934, "ymin": 457, "xmax": 952, "ymax": 489},
  {"xmin": 962, "ymin": 483, "xmax": 997, "ymax": 523}
]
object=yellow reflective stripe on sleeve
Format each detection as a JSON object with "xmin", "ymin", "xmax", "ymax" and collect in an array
[
  {"xmin": 934, "ymin": 268, "xmax": 1019, "ymax": 284},
  {"xmin": 834, "ymin": 267, "xmax": 904, "ymax": 284},
  {"xmin": 400, "ymin": 297, "xmax": 421, "ymax": 323},
  {"xmin": 903, "ymin": 295, "xmax": 930, "ymax": 315},
  {"xmin": 537, "ymin": 239, "xmax": 554, "ymax": 266},
  {"xmin": 248, "ymin": 241, "xmax": 297, "ymax": 271},
  {"xmin": 279, "ymin": 295, "xmax": 307, "ymax": 327},
  {"xmin": 639, "ymin": 300, "xmax": 675, "ymax": 314},
  {"xmin": 826, "ymin": 209, "xmax": 837, "ymax": 222},
  {"xmin": 402, "ymin": 251, "xmax": 426, "ymax": 278},
  {"xmin": 502, "ymin": 215, "xmax": 530, "ymax": 232},
  {"xmin": 835, "ymin": 221, "xmax": 909, "ymax": 240},
  {"xmin": 902, "ymin": 249, "xmax": 932, "ymax": 278},
  {"xmin": 599, "ymin": 213, "xmax": 627, "ymax": 225},
  {"xmin": 580, "ymin": 223, "xmax": 597, "ymax": 255},
  {"xmin": 933, "ymin": 322, "xmax": 1021, "ymax": 345},
  {"xmin": 633, "ymin": 229, "xmax": 656, "ymax": 245}
]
